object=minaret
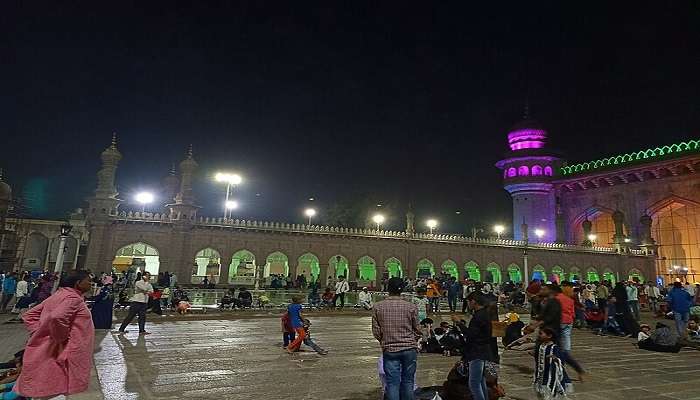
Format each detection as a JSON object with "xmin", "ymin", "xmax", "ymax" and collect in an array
[
  {"xmin": 405, "ymin": 207, "xmax": 415, "ymax": 236},
  {"xmin": 167, "ymin": 145, "xmax": 200, "ymax": 221},
  {"xmin": 87, "ymin": 133, "xmax": 122, "ymax": 219},
  {"xmin": 161, "ymin": 163, "xmax": 180, "ymax": 206},
  {"xmin": 495, "ymin": 114, "xmax": 561, "ymax": 241}
]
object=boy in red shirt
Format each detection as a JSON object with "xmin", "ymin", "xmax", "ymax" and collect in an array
[{"xmin": 553, "ymin": 284, "xmax": 587, "ymax": 381}]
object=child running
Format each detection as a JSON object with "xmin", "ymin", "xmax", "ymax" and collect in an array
[
  {"xmin": 286, "ymin": 295, "xmax": 305, "ymax": 354},
  {"xmin": 302, "ymin": 319, "xmax": 328, "ymax": 355}
]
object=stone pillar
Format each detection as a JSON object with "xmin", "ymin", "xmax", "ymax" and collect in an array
[
  {"xmin": 639, "ymin": 213, "xmax": 657, "ymax": 255},
  {"xmin": 405, "ymin": 210, "xmax": 415, "ymax": 237},
  {"xmin": 581, "ymin": 216, "xmax": 592, "ymax": 246},
  {"xmin": 612, "ymin": 210, "xmax": 626, "ymax": 252},
  {"xmin": 520, "ymin": 220, "xmax": 529, "ymax": 243},
  {"xmin": 168, "ymin": 145, "xmax": 200, "ymax": 222},
  {"xmin": 318, "ymin": 263, "xmax": 329, "ymax": 286}
]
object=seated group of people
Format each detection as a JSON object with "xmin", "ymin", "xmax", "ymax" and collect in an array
[
  {"xmin": 219, "ymin": 287, "xmax": 254, "ymax": 309},
  {"xmin": 637, "ymin": 320, "xmax": 700, "ymax": 353},
  {"xmin": 0, "ymin": 350, "xmax": 24, "ymax": 399}
]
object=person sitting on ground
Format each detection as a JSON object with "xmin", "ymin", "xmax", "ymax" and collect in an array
[
  {"xmin": 0, "ymin": 351, "xmax": 23, "ymax": 372},
  {"xmin": 301, "ymin": 319, "xmax": 328, "ymax": 355},
  {"xmin": 678, "ymin": 320, "xmax": 700, "ymax": 350},
  {"xmin": 502, "ymin": 314, "xmax": 525, "ymax": 348},
  {"xmin": 358, "ymin": 287, "xmax": 373, "ymax": 310},
  {"xmin": 584, "ymin": 306, "xmax": 605, "ymax": 334},
  {"xmin": 308, "ymin": 285, "xmax": 321, "ymax": 308},
  {"xmin": 638, "ymin": 322, "xmax": 682, "ymax": 353},
  {"xmin": 237, "ymin": 287, "xmax": 253, "ymax": 308},
  {"xmin": 605, "ymin": 296, "xmax": 625, "ymax": 336},
  {"xmin": 321, "ymin": 288, "xmax": 334, "ymax": 308},
  {"xmin": 0, "ymin": 351, "xmax": 22, "ymax": 385},
  {"xmin": 637, "ymin": 324, "xmax": 651, "ymax": 342},
  {"xmin": 219, "ymin": 293, "xmax": 234, "ymax": 310}
]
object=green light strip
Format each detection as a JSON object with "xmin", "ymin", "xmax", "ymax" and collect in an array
[{"xmin": 560, "ymin": 139, "xmax": 700, "ymax": 176}]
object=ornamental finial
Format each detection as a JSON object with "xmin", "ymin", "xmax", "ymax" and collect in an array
[{"xmin": 111, "ymin": 132, "xmax": 117, "ymax": 148}]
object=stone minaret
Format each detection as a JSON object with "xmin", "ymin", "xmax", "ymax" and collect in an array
[
  {"xmin": 162, "ymin": 163, "xmax": 180, "ymax": 207},
  {"xmin": 168, "ymin": 145, "xmax": 200, "ymax": 221},
  {"xmin": 496, "ymin": 115, "xmax": 562, "ymax": 242},
  {"xmin": 87, "ymin": 133, "xmax": 122, "ymax": 219}
]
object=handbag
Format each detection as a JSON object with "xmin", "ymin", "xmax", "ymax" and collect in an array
[{"xmin": 491, "ymin": 321, "xmax": 508, "ymax": 337}]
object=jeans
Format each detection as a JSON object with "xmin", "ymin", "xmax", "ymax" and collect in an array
[
  {"xmin": 648, "ymin": 297, "xmax": 658, "ymax": 312},
  {"xmin": 448, "ymin": 296, "xmax": 457, "ymax": 312},
  {"xmin": 283, "ymin": 332, "xmax": 295, "ymax": 347},
  {"xmin": 674, "ymin": 312, "xmax": 690, "ymax": 337},
  {"xmin": 303, "ymin": 337, "xmax": 325, "ymax": 354},
  {"xmin": 462, "ymin": 298, "xmax": 469, "ymax": 313},
  {"xmin": 467, "ymin": 359, "xmax": 488, "ymax": 400},
  {"xmin": 119, "ymin": 302, "xmax": 148, "ymax": 332},
  {"xmin": 383, "ymin": 349, "xmax": 417, "ymax": 400},
  {"xmin": 628, "ymin": 300, "xmax": 640, "ymax": 320},
  {"xmin": 333, "ymin": 292, "xmax": 345, "ymax": 308},
  {"xmin": 559, "ymin": 323, "xmax": 572, "ymax": 351},
  {"xmin": 0, "ymin": 293, "xmax": 14, "ymax": 311}
]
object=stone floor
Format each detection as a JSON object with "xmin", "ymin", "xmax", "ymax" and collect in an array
[{"xmin": 2, "ymin": 312, "xmax": 700, "ymax": 399}]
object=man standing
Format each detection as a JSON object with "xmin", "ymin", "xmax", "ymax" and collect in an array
[
  {"xmin": 372, "ymin": 277, "xmax": 421, "ymax": 400},
  {"xmin": 626, "ymin": 282, "xmax": 640, "ymax": 321},
  {"xmin": 461, "ymin": 279, "xmax": 475, "ymax": 313},
  {"xmin": 645, "ymin": 282, "xmax": 661, "ymax": 313},
  {"xmin": 118, "ymin": 271, "xmax": 154, "ymax": 334},
  {"xmin": 667, "ymin": 281, "xmax": 693, "ymax": 338},
  {"xmin": 333, "ymin": 275, "xmax": 350, "ymax": 309},
  {"xmin": 452, "ymin": 293, "xmax": 493, "ymax": 400},
  {"xmin": 1, "ymin": 272, "xmax": 17, "ymax": 312},
  {"xmin": 447, "ymin": 277, "xmax": 461, "ymax": 313}
]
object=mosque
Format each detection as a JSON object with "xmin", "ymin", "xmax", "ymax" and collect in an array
[{"xmin": 0, "ymin": 118, "xmax": 698, "ymax": 287}]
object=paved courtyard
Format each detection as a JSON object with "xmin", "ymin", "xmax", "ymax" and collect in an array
[{"xmin": 2, "ymin": 312, "xmax": 700, "ymax": 399}]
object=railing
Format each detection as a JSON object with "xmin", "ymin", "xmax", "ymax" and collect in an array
[{"xmin": 111, "ymin": 211, "xmax": 648, "ymax": 256}]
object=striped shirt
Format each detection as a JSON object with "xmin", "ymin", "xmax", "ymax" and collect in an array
[{"xmin": 372, "ymin": 296, "xmax": 421, "ymax": 353}]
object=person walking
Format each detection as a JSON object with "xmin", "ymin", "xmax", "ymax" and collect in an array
[
  {"xmin": 372, "ymin": 277, "xmax": 421, "ymax": 400},
  {"xmin": 14, "ymin": 271, "xmax": 95, "ymax": 399},
  {"xmin": 626, "ymin": 282, "xmax": 640, "ymax": 321},
  {"xmin": 118, "ymin": 271, "xmax": 154, "ymax": 335},
  {"xmin": 552, "ymin": 284, "xmax": 587, "ymax": 381},
  {"xmin": 667, "ymin": 281, "xmax": 693, "ymax": 338},
  {"xmin": 426, "ymin": 279, "xmax": 441, "ymax": 313},
  {"xmin": 1, "ymin": 272, "xmax": 17, "ymax": 312},
  {"xmin": 333, "ymin": 276, "xmax": 350, "ymax": 309},
  {"xmin": 452, "ymin": 292, "xmax": 493, "ymax": 400},
  {"xmin": 645, "ymin": 282, "xmax": 660, "ymax": 313},
  {"xmin": 447, "ymin": 277, "xmax": 461, "ymax": 313}
]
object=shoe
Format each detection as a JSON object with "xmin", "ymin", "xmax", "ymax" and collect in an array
[
  {"xmin": 319, "ymin": 350, "xmax": 328, "ymax": 355},
  {"xmin": 139, "ymin": 331, "xmax": 151, "ymax": 335}
]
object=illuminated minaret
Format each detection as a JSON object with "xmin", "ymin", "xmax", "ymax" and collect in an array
[{"xmin": 496, "ymin": 115, "xmax": 562, "ymax": 242}]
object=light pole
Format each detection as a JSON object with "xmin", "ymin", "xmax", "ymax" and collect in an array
[
  {"xmin": 494, "ymin": 224, "xmax": 505, "ymax": 239},
  {"xmin": 426, "ymin": 219, "xmax": 438, "ymax": 234},
  {"xmin": 215, "ymin": 172, "xmax": 242, "ymax": 219},
  {"xmin": 225, "ymin": 200, "xmax": 238, "ymax": 217},
  {"xmin": 135, "ymin": 191, "xmax": 154, "ymax": 213},
  {"xmin": 372, "ymin": 214, "xmax": 385, "ymax": 231},
  {"xmin": 534, "ymin": 228, "xmax": 545, "ymax": 242},
  {"xmin": 52, "ymin": 223, "xmax": 73, "ymax": 293},
  {"xmin": 305, "ymin": 208, "xmax": 317, "ymax": 225}
]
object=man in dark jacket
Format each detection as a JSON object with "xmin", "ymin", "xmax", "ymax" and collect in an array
[{"xmin": 452, "ymin": 292, "xmax": 492, "ymax": 400}]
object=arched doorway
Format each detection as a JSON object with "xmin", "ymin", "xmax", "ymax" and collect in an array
[
  {"xmin": 603, "ymin": 269, "xmax": 616, "ymax": 285},
  {"xmin": 230, "ymin": 250, "xmax": 256, "ymax": 284},
  {"xmin": 507, "ymin": 264, "xmax": 522, "ymax": 283},
  {"xmin": 297, "ymin": 253, "xmax": 320, "ymax": 282},
  {"xmin": 652, "ymin": 199, "xmax": 700, "ymax": 283},
  {"xmin": 330, "ymin": 255, "xmax": 349, "ymax": 278},
  {"xmin": 357, "ymin": 256, "xmax": 377, "ymax": 282},
  {"xmin": 465, "ymin": 261, "xmax": 481, "ymax": 281},
  {"xmin": 441, "ymin": 260, "xmax": 459, "ymax": 279},
  {"xmin": 23, "ymin": 232, "xmax": 48, "ymax": 270},
  {"xmin": 551, "ymin": 266, "xmax": 564, "ymax": 283},
  {"xmin": 114, "ymin": 242, "xmax": 160, "ymax": 275},
  {"xmin": 192, "ymin": 248, "xmax": 221, "ymax": 284},
  {"xmin": 574, "ymin": 209, "xmax": 620, "ymax": 246},
  {"xmin": 586, "ymin": 267, "xmax": 600, "ymax": 283},
  {"xmin": 416, "ymin": 259, "xmax": 435, "ymax": 278},
  {"xmin": 628, "ymin": 268, "xmax": 645, "ymax": 283},
  {"xmin": 532, "ymin": 264, "xmax": 546, "ymax": 281},
  {"xmin": 265, "ymin": 251, "xmax": 289, "ymax": 277},
  {"xmin": 485, "ymin": 262, "xmax": 501, "ymax": 284},
  {"xmin": 385, "ymin": 257, "xmax": 403, "ymax": 278},
  {"xmin": 569, "ymin": 267, "xmax": 581, "ymax": 282}
]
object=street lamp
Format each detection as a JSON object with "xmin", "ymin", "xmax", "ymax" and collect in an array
[
  {"xmin": 372, "ymin": 214, "xmax": 385, "ymax": 230},
  {"xmin": 494, "ymin": 224, "xmax": 505, "ymax": 239},
  {"xmin": 135, "ymin": 192, "xmax": 154, "ymax": 213},
  {"xmin": 534, "ymin": 228, "xmax": 545, "ymax": 241},
  {"xmin": 215, "ymin": 172, "xmax": 243, "ymax": 219},
  {"xmin": 426, "ymin": 219, "xmax": 438, "ymax": 234},
  {"xmin": 225, "ymin": 200, "xmax": 238, "ymax": 213},
  {"xmin": 52, "ymin": 223, "xmax": 73, "ymax": 293},
  {"xmin": 305, "ymin": 208, "xmax": 317, "ymax": 225},
  {"xmin": 587, "ymin": 233, "xmax": 597, "ymax": 244}
]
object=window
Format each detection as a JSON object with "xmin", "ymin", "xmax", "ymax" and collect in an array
[
  {"xmin": 544, "ymin": 166, "xmax": 553, "ymax": 176},
  {"xmin": 518, "ymin": 166, "xmax": 529, "ymax": 176},
  {"xmin": 531, "ymin": 165, "xmax": 543, "ymax": 176},
  {"xmin": 507, "ymin": 167, "xmax": 517, "ymax": 178}
]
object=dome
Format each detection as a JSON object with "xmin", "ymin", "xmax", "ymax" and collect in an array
[{"xmin": 507, "ymin": 118, "xmax": 548, "ymax": 151}]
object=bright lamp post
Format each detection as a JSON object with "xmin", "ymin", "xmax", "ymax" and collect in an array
[
  {"xmin": 135, "ymin": 192, "xmax": 154, "ymax": 213},
  {"xmin": 305, "ymin": 208, "xmax": 317, "ymax": 225},
  {"xmin": 215, "ymin": 172, "xmax": 242, "ymax": 219},
  {"xmin": 426, "ymin": 219, "xmax": 438, "ymax": 234},
  {"xmin": 534, "ymin": 228, "xmax": 545, "ymax": 241},
  {"xmin": 494, "ymin": 224, "xmax": 505, "ymax": 239},
  {"xmin": 372, "ymin": 214, "xmax": 385, "ymax": 231},
  {"xmin": 52, "ymin": 223, "xmax": 73, "ymax": 293},
  {"xmin": 225, "ymin": 200, "xmax": 238, "ymax": 214},
  {"xmin": 587, "ymin": 233, "xmax": 598, "ymax": 245}
]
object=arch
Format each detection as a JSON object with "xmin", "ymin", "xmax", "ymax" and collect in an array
[
  {"xmin": 265, "ymin": 251, "xmax": 289, "ymax": 278},
  {"xmin": 507, "ymin": 167, "xmax": 517, "ymax": 178},
  {"xmin": 24, "ymin": 232, "xmax": 49, "ymax": 269},
  {"xmin": 507, "ymin": 263, "xmax": 522, "ymax": 283},
  {"xmin": 230, "ymin": 249, "xmax": 256, "ymax": 283},
  {"xmin": 192, "ymin": 247, "xmax": 221, "ymax": 284},
  {"xmin": 464, "ymin": 261, "xmax": 481, "ymax": 281},
  {"xmin": 568, "ymin": 266, "xmax": 581, "ymax": 282},
  {"xmin": 602, "ymin": 269, "xmax": 616, "ymax": 286},
  {"xmin": 532, "ymin": 264, "xmax": 546, "ymax": 281},
  {"xmin": 297, "ymin": 253, "xmax": 320, "ymax": 282},
  {"xmin": 628, "ymin": 268, "xmax": 645, "ymax": 283},
  {"xmin": 357, "ymin": 255, "xmax": 377, "ymax": 282},
  {"xmin": 544, "ymin": 166, "xmax": 553, "ymax": 176},
  {"xmin": 329, "ymin": 255, "xmax": 349, "ymax": 278},
  {"xmin": 385, "ymin": 257, "xmax": 403, "ymax": 278},
  {"xmin": 650, "ymin": 197, "xmax": 700, "ymax": 282},
  {"xmin": 586, "ymin": 267, "xmax": 600, "ymax": 283},
  {"xmin": 531, "ymin": 165, "xmax": 543, "ymax": 176},
  {"xmin": 114, "ymin": 242, "xmax": 160, "ymax": 275},
  {"xmin": 551, "ymin": 266, "xmax": 564, "ymax": 283},
  {"xmin": 572, "ymin": 205, "xmax": 620, "ymax": 245},
  {"xmin": 518, "ymin": 165, "xmax": 529, "ymax": 176},
  {"xmin": 485, "ymin": 262, "xmax": 501, "ymax": 284},
  {"xmin": 416, "ymin": 258, "xmax": 435, "ymax": 278},
  {"xmin": 441, "ymin": 260, "xmax": 459, "ymax": 279}
]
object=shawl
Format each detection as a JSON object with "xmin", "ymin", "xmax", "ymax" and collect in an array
[{"xmin": 533, "ymin": 342, "xmax": 567, "ymax": 399}]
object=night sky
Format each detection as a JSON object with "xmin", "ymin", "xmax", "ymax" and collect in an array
[{"xmin": 2, "ymin": 2, "xmax": 699, "ymax": 234}]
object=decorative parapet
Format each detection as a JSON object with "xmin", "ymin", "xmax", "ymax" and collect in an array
[
  {"xmin": 111, "ymin": 212, "xmax": 648, "ymax": 257},
  {"xmin": 560, "ymin": 139, "xmax": 699, "ymax": 176}
]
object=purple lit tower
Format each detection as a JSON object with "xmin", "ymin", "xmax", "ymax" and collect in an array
[{"xmin": 496, "ymin": 117, "xmax": 562, "ymax": 242}]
